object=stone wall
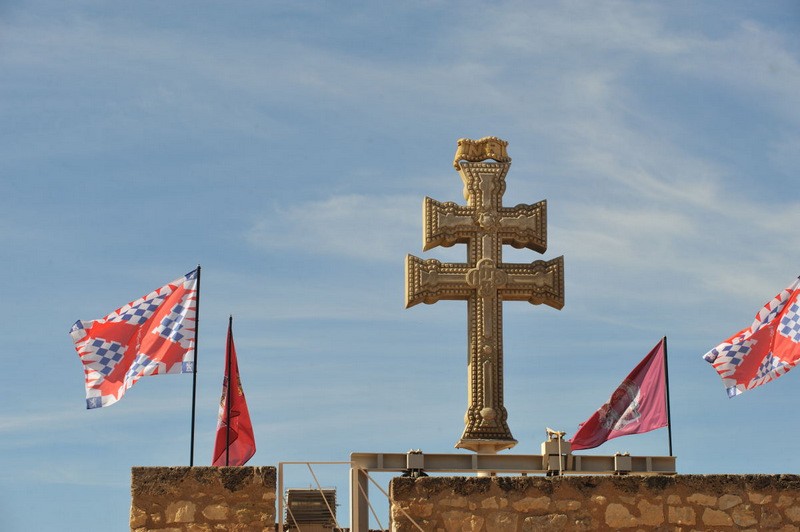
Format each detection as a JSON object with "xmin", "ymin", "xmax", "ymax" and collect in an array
[
  {"xmin": 130, "ymin": 466, "xmax": 276, "ymax": 531},
  {"xmin": 390, "ymin": 474, "xmax": 800, "ymax": 531}
]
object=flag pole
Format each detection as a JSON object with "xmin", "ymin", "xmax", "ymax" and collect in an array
[
  {"xmin": 663, "ymin": 335, "xmax": 673, "ymax": 457},
  {"xmin": 190, "ymin": 264, "xmax": 202, "ymax": 467},
  {"xmin": 226, "ymin": 315, "xmax": 233, "ymax": 466}
]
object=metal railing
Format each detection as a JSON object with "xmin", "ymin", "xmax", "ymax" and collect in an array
[{"xmin": 277, "ymin": 450, "xmax": 677, "ymax": 532}]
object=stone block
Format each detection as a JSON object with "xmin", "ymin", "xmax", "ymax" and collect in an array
[
  {"xmin": 668, "ymin": 505, "xmax": 696, "ymax": 525},
  {"xmin": 442, "ymin": 511, "xmax": 484, "ymax": 532},
  {"xmin": 409, "ymin": 500, "xmax": 434, "ymax": 517},
  {"xmin": 702, "ymin": 508, "xmax": 734, "ymax": 527},
  {"xmin": 130, "ymin": 506, "xmax": 147, "ymax": 528},
  {"xmin": 591, "ymin": 495, "xmax": 607, "ymax": 506},
  {"xmin": 718, "ymin": 493, "xmax": 743, "ymax": 510},
  {"xmin": 749, "ymin": 492, "xmax": 773, "ymax": 505},
  {"xmin": 394, "ymin": 517, "xmax": 434, "ymax": 532},
  {"xmin": 688, "ymin": 493, "xmax": 718, "ymax": 506},
  {"xmin": 760, "ymin": 509, "xmax": 783, "ymax": 528},
  {"xmin": 440, "ymin": 497, "xmax": 469, "ymax": 508},
  {"xmin": 486, "ymin": 511, "xmax": 518, "ymax": 530},
  {"xmin": 480, "ymin": 496, "xmax": 500, "ymax": 509},
  {"xmin": 165, "ymin": 500, "xmax": 196, "ymax": 523},
  {"xmin": 779, "ymin": 494, "xmax": 796, "ymax": 508},
  {"xmin": 463, "ymin": 514, "xmax": 485, "ymax": 531},
  {"xmin": 512, "ymin": 496, "xmax": 551, "ymax": 513},
  {"xmin": 554, "ymin": 499, "xmax": 581, "ymax": 511},
  {"xmin": 202, "ymin": 503, "xmax": 229, "ymax": 520},
  {"xmin": 185, "ymin": 524, "xmax": 212, "ymax": 532},
  {"xmin": 637, "ymin": 499, "xmax": 664, "ymax": 526},
  {"xmin": 232, "ymin": 507, "xmax": 260, "ymax": 524},
  {"xmin": 572, "ymin": 517, "xmax": 596, "ymax": 531},
  {"xmin": 605, "ymin": 503, "xmax": 637, "ymax": 528},
  {"xmin": 522, "ymin": 513, "xmax": 568, "ymax": 531},
  {"xmin": 732, "ymin": 505, "xmax": 757, "ymax": 527}
]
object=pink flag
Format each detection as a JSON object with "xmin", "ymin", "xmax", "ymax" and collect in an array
[
  {"xmin": 703, "ymin": 276, "xmax": 800, "ymax": 397},
  {"xmin": 70, "ymin": 269, "xmax": 199, "ymax": 409},
  {"xmin": 569, "ymin": 339, "xmax": 668, "ymax": 451}
]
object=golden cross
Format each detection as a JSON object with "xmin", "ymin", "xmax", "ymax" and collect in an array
[{"xmin": 405, "ymin": 137, "xmax": 564, "ymax": 453}]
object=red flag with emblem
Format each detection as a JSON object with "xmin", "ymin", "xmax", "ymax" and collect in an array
[
  {"xmin": 212, "ymin": 317, "xmax": 256, "ymax": 466},
  {"xmin": 569, "ymin": 339, "xmax": 668, "ymax": 451}
]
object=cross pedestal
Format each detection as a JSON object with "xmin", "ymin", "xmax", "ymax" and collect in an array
[{"xmin": 405, "ymin": 137, "xmax": 564, "ymax": 454}]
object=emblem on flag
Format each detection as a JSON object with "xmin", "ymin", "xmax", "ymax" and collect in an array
[
  {"xmin": 703, "ymin": 276, "xmax": 800, "ymax": 397},
  {"xmin": 70, "ymin": 268, "xmax": 199, "ymax": 409},
  {"xmin": 598, "ymin": 380, "xmax": 641, "ymax": 431}
]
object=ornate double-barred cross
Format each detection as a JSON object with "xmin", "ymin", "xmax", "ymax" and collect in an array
[{"xmin": 405, "ymin": 137, "xmax": 564, "ymax": 453}]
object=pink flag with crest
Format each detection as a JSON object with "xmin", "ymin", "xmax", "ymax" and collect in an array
[{"xmin": 569, "ymin": 339, "xmax": 668, "ymax": 451}]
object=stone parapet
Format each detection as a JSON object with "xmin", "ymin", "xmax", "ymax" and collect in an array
[
  {"xmin": 390, "ymin": 474, "xmax": 800, "ymax": 531},
  {"xmin": 130, "ymin": 466, "xmax": 276, "ymax": 531}
]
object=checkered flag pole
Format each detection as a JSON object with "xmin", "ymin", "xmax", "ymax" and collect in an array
[{"xmin": 189, "ymin": 264, "xmax": 201, "ymax": 467}]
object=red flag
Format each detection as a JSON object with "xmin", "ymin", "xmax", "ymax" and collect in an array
[
  {"xmin": 569, "ymin": 339, "xmax": 668, "ymax": 451},
  {"xmin": 70, "ymin": 268, "xmax": 199, "ymax": 409},
  {"xmin": 212, "ymin": 318, "xmax": 256, "ymax": 466},
  {"xmin": 703, "ymin": 276, "xmax": 800, "ymax": 397}
]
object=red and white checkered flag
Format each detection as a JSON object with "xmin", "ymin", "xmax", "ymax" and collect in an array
[
  {"xmin": 70, "ymin": 269, "xmax": 198, "ymax": 409},
  {"xmin": 703, "ymin": 276, "xmax": 800, "ymax": 397}
]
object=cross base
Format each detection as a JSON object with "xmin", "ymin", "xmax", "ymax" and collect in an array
[{"xmin": 456, "ymin": 438, "xmax": 517, "ymax": 454}]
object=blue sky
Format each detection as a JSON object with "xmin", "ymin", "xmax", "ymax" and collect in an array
[{"xmin": 2, "ymin": 1, "xmax": 800, "ymax": 530}]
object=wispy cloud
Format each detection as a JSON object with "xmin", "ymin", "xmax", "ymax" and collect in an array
[
  {"xmin": 247, "ymin": 194, "xmax": 419, "ymax": 262},
  {"xmin": 682, "ymin": 20, "xmax": 800, "ymax": 123}
]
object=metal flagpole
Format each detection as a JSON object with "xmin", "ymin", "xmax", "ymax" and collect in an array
[
  {"xmin": 190, "ymin": 264, "xmax": 202, "ymax": 467},
  {"xmin": 662, "ymin": 335, "xmax": 674, "ymax": 457},
  {"xmin": 226, "ymin": 315, "xmax": 233, "ymax": 466}
]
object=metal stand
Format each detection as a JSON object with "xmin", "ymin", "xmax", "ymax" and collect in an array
[{"xmin": 349, "ymin": 445, "xmax": 677, "ymax": 532}]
